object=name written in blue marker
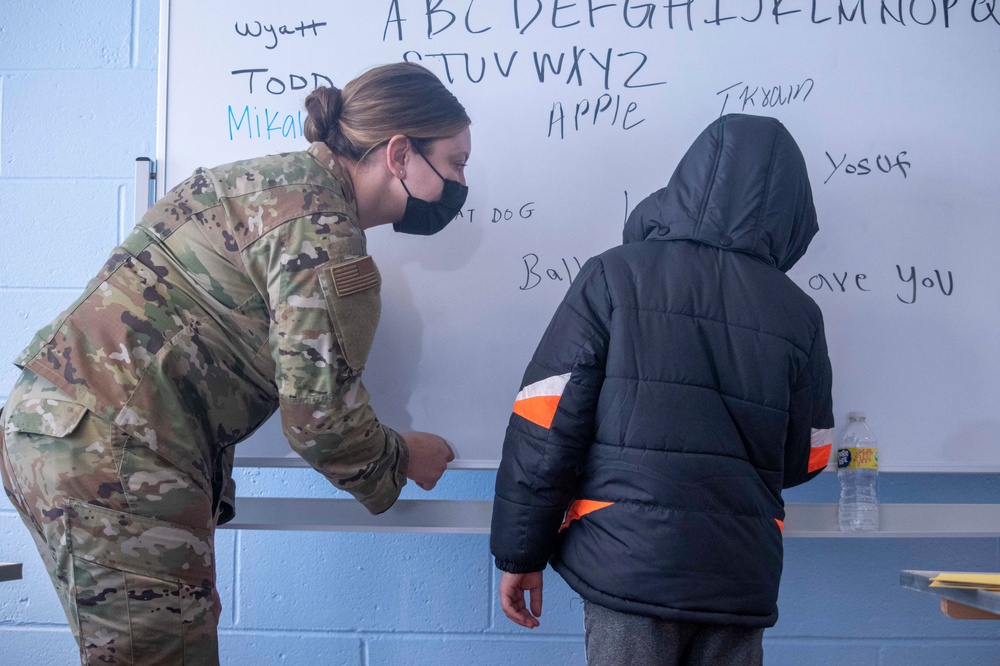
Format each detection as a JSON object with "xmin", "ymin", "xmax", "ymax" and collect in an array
[{"xmin": 227, "ymin": 105, "xmax": 304, "ymax": 141}]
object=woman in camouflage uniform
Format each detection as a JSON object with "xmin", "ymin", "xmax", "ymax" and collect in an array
[{"xmin": 0, "ymin": 62, "xmax": 467, "ymax": 665}]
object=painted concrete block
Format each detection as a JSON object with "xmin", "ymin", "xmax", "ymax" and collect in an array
[
  {"xmin": 784, "ymin": 472, "xmax": 1000, "ymax": 504},
  {"xmin": 487, "ymin": 565, "xmax": 585, "ymax": 635},
  {"xmin": 0, "ymin": 180, "xmax": 120, "ymax": 287},
  {"xmin": 214, "ymin": 529, "xmax": 237, "ymax": 630},
  {"xmin": 0, "ymin": 514, "xmax": 73, "ymax": 626},
  {"xmin": 774, "ymin": 538, "xmax": 1000, "ymax": 639},
  {"xmin": 367, "ymin": 636, "xmax": 585, "ymax": 666},
  {"xmin": 880, "ymin": 642, "xmax": 1000, "ymax": 665},
  {"xmin": 0, "ymin": 628, "xmax": 79, "ymax": 665},
  {"xmin": 218, "ymin": 631, "xmax": 362, "ymax": 664},
  {"xmin": 763, "ymin": 639, "xmax": 879, "ymax": 665},
  {"xmin": 135, "ymin": 0, "xmax": 160, "ymax": 71},
  {"xmin": 1, "ymin": 72, "xmax": 156, "ymax": 178},
  {"xmin": 0, "ymin": 289, "xmax": 80, "ymax": 397},
  {"xmin": 0, "ymin": 0, "xmax": 132, "ymax": 69},
  {"xmin": 235, "ymin": 532, "xmax": 491, "ymax": 633}
]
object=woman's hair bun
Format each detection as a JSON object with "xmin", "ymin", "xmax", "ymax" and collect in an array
[
  {"xmin": 303, "ymin": 86, "xmax": 343, "ymax": 143},
  {"xmin": 302, "ymin": 62, "xmax": 470, "ymax": 162}
]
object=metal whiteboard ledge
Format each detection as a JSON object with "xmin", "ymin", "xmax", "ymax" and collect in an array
[
  {"xmin": 231, "ymin": 457, "xmax": 1000, "ymax": 472},
  {"xmin": 234, "ymin": 457, "xmax": 497, "ymax": 470},
  {"xmin": 783, "ymin": 504, "xmax": 1000, "ymax": 538},
  {"xmin": 222, "ymin": 498, "xmax": 493, "ymax": 534},
  {"xmin": 901, "ymin": 570, "xmax": 1000, "ymax": 617},
  {"xmin": 0, "ymin": 563, "xmax": 23, "ymax": 583},
  {"xmin": 220, "ymin": 501, "xmax": 1000, "ymax": 537}
]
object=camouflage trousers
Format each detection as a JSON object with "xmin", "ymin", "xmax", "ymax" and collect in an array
[{"xmin": 0, "ymin": 370, "xmax": 221, "ymax": 665}]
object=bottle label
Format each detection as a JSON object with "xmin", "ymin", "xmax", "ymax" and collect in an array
[{"xmin": 838, "ymin": 447, "xmax": 878, "ymax": 470}]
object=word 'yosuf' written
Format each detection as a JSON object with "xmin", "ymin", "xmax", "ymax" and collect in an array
[{"xmin": 824, "ymin": 151, "xmax": 911, "ymax": 184}]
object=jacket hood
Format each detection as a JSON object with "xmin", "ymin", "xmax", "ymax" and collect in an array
[{"xmin": 623, "ymin": 114, "xmax": 818, "ymax": 272}]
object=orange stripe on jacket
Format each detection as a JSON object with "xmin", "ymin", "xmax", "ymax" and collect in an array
[
  {"xmin": 512, "ymin": 396, "xmax": 562, "ymax": 429},
  {"xmin": 808, "ymin": 428, "xmax": 833, "ymax": 473},
  {"xmin": 559, "ymin": 499, "xmax": 615, "ymax": 532},
  {"xmin": 775, "ymin": 518, "xmax": 785, "ymax": 532},
  {"xmin": 808, "ymin": 443, "xmax": 832, "ymax": 473},
  {"xmin": 511, "ymin": 373, "xmax": 571, "ymax": 429}
]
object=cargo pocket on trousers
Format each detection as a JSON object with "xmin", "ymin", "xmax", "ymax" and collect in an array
[
  {"xmin": 8, "ymin": 397, "xmax": 87, "ymax": 438},
  {"xmin": 63, "ymin": 499, "xmax": 217, "ymax": 663},
  {"xmin": 3, "ymin": 398, "xmax": 89, "ymax": 522},
  {"xmin": 318, "ymin": 256, "xmax": 382, "ymax": 371}
]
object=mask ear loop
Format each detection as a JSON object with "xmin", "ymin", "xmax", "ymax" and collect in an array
[
  {"xmin": 412, "ymin": 143, "xmax": 449, "ymax": 182},
  {"xmin": 400, "ymin": 178, "xmax": 416, "ymax": 198},
  {"xmin": 397, "ymin": 154, "xmax": 415, "ymax": 197},
  {"xmin": 399, "ymin": 143, "xmax": 446, "ymax": 199}
]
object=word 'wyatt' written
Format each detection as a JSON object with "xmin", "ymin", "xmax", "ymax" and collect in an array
[{"xmin": 234, "ymin": 19, "xmax": 327, "ymax": 50}]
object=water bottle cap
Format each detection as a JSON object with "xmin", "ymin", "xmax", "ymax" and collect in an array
[{"xmin": 847, "ymin": 411, "xmax": 866, "ymax": 421}]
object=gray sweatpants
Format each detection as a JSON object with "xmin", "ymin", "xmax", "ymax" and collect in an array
[{"xmin": 584, "ymin": 601, "xmax": 765, "ymax": 666}]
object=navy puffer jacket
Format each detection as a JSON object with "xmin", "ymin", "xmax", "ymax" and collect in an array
[{"xmin": 491, "ymin": 114, "xmax": 835, "ymax": 628}]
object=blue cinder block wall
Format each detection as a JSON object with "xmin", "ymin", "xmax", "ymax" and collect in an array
[{"xmin": 0, "ymin": 3, "xmax": 997, "ymax": 664}]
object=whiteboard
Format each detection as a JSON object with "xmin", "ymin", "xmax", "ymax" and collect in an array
[{"xmin": 158, "ymin": 0, "xmax": 1000, "ymax": 471}]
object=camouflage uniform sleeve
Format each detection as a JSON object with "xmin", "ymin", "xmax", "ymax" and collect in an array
[{"xmin": 244, "ymin": 213, "xmax": 408, "ymax": 515}]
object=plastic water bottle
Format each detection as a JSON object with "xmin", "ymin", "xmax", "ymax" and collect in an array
[{"xmin": 837, "ymin": 412, "xmax": 879, "ymax": 531}]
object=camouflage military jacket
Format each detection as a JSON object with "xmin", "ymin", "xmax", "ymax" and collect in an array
[{"xmin": 15, "ymin": 142, "xmax": 408, "ymax": 523}]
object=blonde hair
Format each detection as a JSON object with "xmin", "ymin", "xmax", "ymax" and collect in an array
[{"xmin": 304, "ymin": 62, "xmax": 471, "ymax": 162}]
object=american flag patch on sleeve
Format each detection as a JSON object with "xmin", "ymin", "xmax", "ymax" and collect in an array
[{"xmin": 329, "ymin": 256, "xmax": 379, "ymax": 297}]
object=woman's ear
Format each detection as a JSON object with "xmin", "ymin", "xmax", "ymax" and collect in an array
[{"xmin": 385, "ymin": 134, "xmax": 410, "ymax": 180}]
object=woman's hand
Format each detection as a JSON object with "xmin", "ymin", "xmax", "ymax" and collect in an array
[{"xmin": 401, "ymin": 431, "xmax": 455, "ymax": 490}]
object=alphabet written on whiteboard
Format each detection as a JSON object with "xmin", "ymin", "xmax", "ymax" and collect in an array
[
  {"xmin": 400, "ymin": 48, "xmax": 662, "ymax": 138},
  {"xmin": 401, "ymin": 48, "xmax": 666, "ymax": 90},
  {"xmin": 383, "ymin": 0, "xmax": 999, "ymax": 37},
  {"xmin": 805, "ymin": 267, "xmax": 954, "ymax": 304}
]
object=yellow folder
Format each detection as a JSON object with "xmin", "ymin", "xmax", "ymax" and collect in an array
[{"xmin": 929, "ymin": 572, "xmax": 1000, "ymax": 591}]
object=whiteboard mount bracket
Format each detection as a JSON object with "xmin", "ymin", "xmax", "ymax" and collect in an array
[{"xmin": 134, "ymin": 157, "xmax": 157, "ymax": 224}]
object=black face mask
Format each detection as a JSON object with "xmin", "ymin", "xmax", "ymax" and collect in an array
[{"xmin": 393, "ymin": 149, "xmax": 468, "ymax": 236}]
